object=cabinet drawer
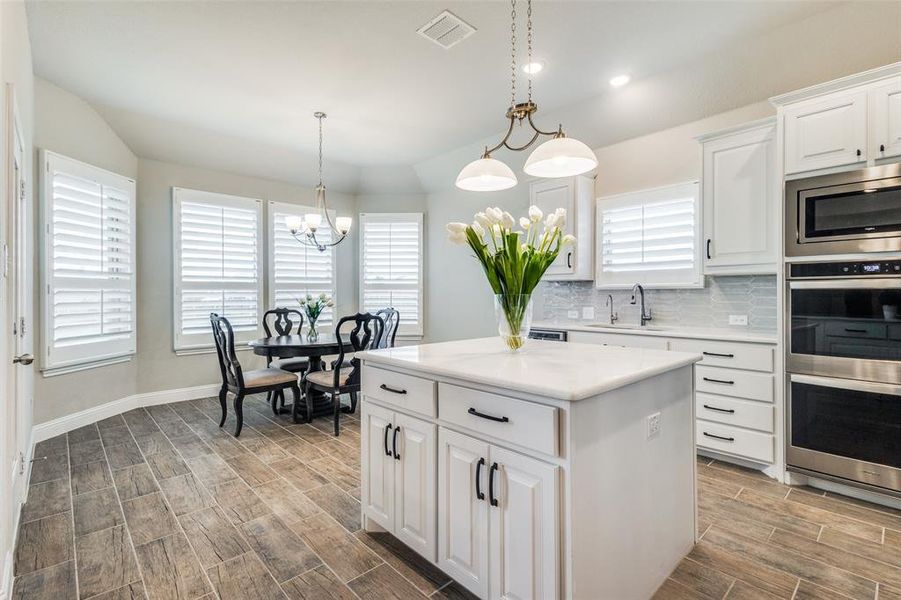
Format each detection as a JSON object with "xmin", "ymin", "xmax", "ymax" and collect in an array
[
  {"xmin": 568, "ymin": 330, "xmax": 667, "ymax": 350},
  {"xmin": 696, "ymin": 393, "xmax": 774, "ymax": 433},
  {"xmin": 362, "ymin": 366, "xmax": 437, "ymax": 418},
  {"xmin": 669, "ymin": 338, "xmax": 774, "ymax": 372},
  {"xmin": 438, "ymin": 383, "xmax": 558, "ymax": 457},
  {"xmin": 696, "ymin": 366, "xmax": 773, "ymax": 403},
  {"xmin": 697, "ymin": 420, "xmax": 774, "ymax": 464}
]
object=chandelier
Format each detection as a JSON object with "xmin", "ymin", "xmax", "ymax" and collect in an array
[
  {"xmin": 285, "ymin": 112, "xmax": 351, "ymax": 251},
  {"xmin": 455, "ymin": 0, "xmax": 598, "ymax": 192}
]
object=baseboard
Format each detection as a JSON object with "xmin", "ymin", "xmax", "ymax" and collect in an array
[
  {"xmin": 2, "ymin": 427, "xmax": 34, "ymax": 600},
  {"xmin": 32, "ymin": 383, "xmax": 220, "ymax": 443}
]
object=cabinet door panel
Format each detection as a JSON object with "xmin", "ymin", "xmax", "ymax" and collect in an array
[
  {"xmin": 871, "ymin": 77, "xmax": 901, "ymax": 159},
  {"xmin": 438, "ymin": 428, "xmax": 489, "ymax": 598},
  {"xmin": 361, "ymin": 402, "xmax": 395, "ymax": 531},
  {"xmin": 784, "ymin": 91, "xmax": 867, "ymax": 174},
  {"xmin": 394, "ymin": 413, "xmax": 437, "ymax": 561},
  {"xmin": 489, "ymin": 445, "xmax": 559, "ymax": 600},
  {"xmin": 530, "ymin": 179, "xmax": 575, "ymax": 275}
]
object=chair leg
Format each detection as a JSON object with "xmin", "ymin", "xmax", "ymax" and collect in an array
[
  {"xmin": 268, "ymin": 391, "xmax": 278, "ymax": 416},
  {"xmin": 218, "ymin": 386, "xmax": 228, "ymax": 427},
  {"xmin": 304, "ymin": 381, "xmax": 315, "ymax": 424},
  {"xmin": 233, "ymin": 393, "xmax": 245, "ymax": 437},
  {"xmin": 349, "ymin": 391, "xmax": 358, "ymax": 414},
  {"xmin": 333, "ymin": 391, "xmax": 340, "ymax": 436},
  {"xmin": 290, "ymin": 385, "xmax": 301, "ymax": 424},
  {"xmin": 279, "ymin": 390, "xmax": 286, "ymax": 410}
]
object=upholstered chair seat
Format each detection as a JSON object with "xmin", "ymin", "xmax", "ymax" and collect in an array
[
  {"xmin": 270, "ymin": 357, "xmax": 310, "ymax": 372},
  {"xmin": 242, "ymin": 368, "xmax": 298, "ymax": 388},
  {"xmin": 305, "ymin": 368, "xmax": 350, "ymax": 388}
]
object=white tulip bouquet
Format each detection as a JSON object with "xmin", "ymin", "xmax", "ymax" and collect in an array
[
  {"xmin": 297, "ymin": 293, "xmax": 334, "ymax": 340},
  {"xmin": 447, "ymin": 205, "xmax": 574, "ymax": 350}
]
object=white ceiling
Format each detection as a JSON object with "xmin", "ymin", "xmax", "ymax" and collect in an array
[{"xmin": 27, "ymin": 0, "xmax": 842, "ymax": 175}]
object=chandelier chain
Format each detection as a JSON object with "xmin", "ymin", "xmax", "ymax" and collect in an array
[
  {"xmin": 317, "ymin": 114, "xmax": 324, "ymax": 187},
  {"xmin": 526, "ymin": 0, "xmax": 532, "ymax": 103},
  {"xmin": 510, "ymin": 0, "xmax": 517, "ymax": 109}
]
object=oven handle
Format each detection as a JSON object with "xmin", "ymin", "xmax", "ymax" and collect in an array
[
  {"xmin": 789, "ymin": 373, "xmax": 901, "ymax": 397},
  {"xmin": 789, "ymin": 278, "xmax": 901, "ymax": 290}
]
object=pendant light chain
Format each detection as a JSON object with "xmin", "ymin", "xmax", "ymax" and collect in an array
[
  {"xmin": 509, "ymin": 0, "xmax": 517, "ymax": 109},
  {"xmin": 317, "ymin": 113, "xmax": 324, "ymax": 188},
  {"xmin": 526, "ymin": 0, "xmax": 533, "ymax": 104}
]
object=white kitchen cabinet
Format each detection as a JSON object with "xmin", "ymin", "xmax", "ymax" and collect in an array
[
  {"xmin": 567, "ymin": 329, "xmax": 668, "ymax": 350},
  {"xmin": 699, "ymin": 119, "xmax": 777, "ymax": 274},
  {"xmin": 870, "ymin": 76, "xmax": 901, "ymax": 160},
  {"xmin": 361, "ymin": 401, "xmax": 437, "ymax": 561},
  {"xmin": 529, "ymin": 175, "xmax": 594, "ymax": 280},
  {"xmin": 783, "ymin": 90, "xmax": 868, "ymax": 174}
]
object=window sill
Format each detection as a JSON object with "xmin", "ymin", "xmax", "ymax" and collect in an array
[
  {"xmin": 174, "ymin": 345, "xmax": 254, "ymax": 357},
  {"xmin": 41, "ymin": 355, "xmax": 134, "ymax": 378}
]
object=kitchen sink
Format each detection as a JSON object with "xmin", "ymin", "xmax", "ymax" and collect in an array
[{"xmin": 585, "ymin": 323, "xmax": 668, "ymax": 332}]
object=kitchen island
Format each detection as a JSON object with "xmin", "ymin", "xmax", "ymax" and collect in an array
[{"xmin": 357, "ymin": 337, "xmax": 700, "ymax": 600}]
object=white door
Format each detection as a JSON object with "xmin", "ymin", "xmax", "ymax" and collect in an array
[
  {"xmin": 870, "ymin": 77, "xmax": 901, "ymax": 160},
  {"xmin": 393, "ymin": 413, "xmax": 437, "ymax": 561},
  {"xmin": 530, "ymin": 179, "xmax": 574, "ymax": 275},
  {"xmin": 438, "ymin": 427, "xmax": 489, "ymax": 598},
  {"xmin": 783, "ymin": 90, "xmax": 868, "ymax": 174},
  {"xmin": 361, "ymin": 401, "xmax": 395, "ymax": 531},
  {"xmin": 488, "ymin": 446, "xmax": 559, "ymax": 600},
  {"xmin": 702, "ymin": 123, "xmax": 776, "ymax": 272}
]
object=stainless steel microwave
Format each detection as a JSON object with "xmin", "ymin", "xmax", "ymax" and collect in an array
[{"xmin": 785, "ymin": 163, "xmax": 901, "ymax": 257}]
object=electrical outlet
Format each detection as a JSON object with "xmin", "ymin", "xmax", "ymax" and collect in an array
[
  {"xmin": 647, "ymin": 412, "xmax": 661, "ymax": 438},
  {"xmin": 729, "ymin": 314, "xmax": 749, "ymax": 326},
  {"xmin": 567, "ymin": 310, "xmax": 579, "ymax": 319},
  {"xmin": 582, "ymin": 306, "xmax": 595, "ymax": 320}
]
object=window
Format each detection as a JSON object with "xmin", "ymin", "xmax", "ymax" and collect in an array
[
  {"xmin": 268, "ymin": 201, "xmax": 337, "ymax": 327},
  {"xmin": 360, "ymin": 213, "xmax": 424, "ymax": 337},
  {"xmin": 41, "ymin": 151, "xmax": 137, "ymax": 373},
  {"xmin": 173, "ymin": 188, "xmax": 263, "ymax": 352},
  {"xmin": 596, "ymin": 181, "xmax": 701, "ymax": 288}
]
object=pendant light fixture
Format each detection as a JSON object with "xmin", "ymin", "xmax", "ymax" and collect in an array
[
  {"xmin": 455, "ymin": 0, "xmax": 597, "ymax": 192},
  {"xmin": 285, "ymin": 112, "xmax": 352, "ymax": 252}
]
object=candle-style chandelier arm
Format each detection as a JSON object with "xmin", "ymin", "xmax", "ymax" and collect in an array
[
  {"xmin": 290, "ymin": 227, "xmax": 347, "ymax": 253},
  {"xmin": 483, "ymin": 103, "xmax": 563, "ymax": 157}
]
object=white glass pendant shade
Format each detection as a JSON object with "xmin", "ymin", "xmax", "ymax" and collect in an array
[
  {"xmin": 455, "ymin": 157, "xmax": 518, "ymax": 191},
  {"xmin": 284, "ymin": 214, "xmax": 303, "ymax": 232},
  {"xmin": 304, "ymin": 212, "xmax": 322, "ymax": 230},
  {"xmin": 523, "ymin": 136, "xmax": 598, "ymax": 178},
  {"xmin": 335, "ymin": 216, "xmax": 352, "ymax": 234}
]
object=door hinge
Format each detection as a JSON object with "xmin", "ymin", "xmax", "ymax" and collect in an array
[
  {"xmin": 19, "ymin": 317, "xmax": 26, "ymax": 337},
  {"xmin": 18, "ymin": 452, "xmax": 25, "ymax": 476},
  {"xmin": 12, "ymin": 320, "xmax": 16, "ymax": 336},
  {"xmin": 19, "ymin": 180, "xmax": 25, "ymax": 200}
]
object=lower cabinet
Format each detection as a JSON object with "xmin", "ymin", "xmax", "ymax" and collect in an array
[
  {"xmin": 437, "ymin": 427, "xmax": 559, "ymax": 600},
  {"xmin": 361, "ymin": 402, "xmax": 437, "ymax": 561}
]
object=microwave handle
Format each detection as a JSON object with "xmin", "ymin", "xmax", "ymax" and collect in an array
[
  {"xmin": 789, "ymin": 373, "xmax": 901, "ymax": 397},
  {"xmin": 789, "ymin": 278, "xmax": 900, "ymax": 290}
]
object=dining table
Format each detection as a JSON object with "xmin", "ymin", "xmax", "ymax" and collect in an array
[{"xmin": 248, "ymin": 333, "xmax": 354, "ymax": 420}]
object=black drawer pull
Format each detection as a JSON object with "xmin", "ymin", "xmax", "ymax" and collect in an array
[
  {"xmin": 475, "ymin": 457, "xmax": 485, "ymax": 500},
  {"xmin": 856, "ymin": 148, "xmax": 862, "ymax": 157},
  {"xmin": 380, "ymin": 384, "xmax": 407, "ymax": 395},
  {"xmin": 468, "ymin": 407, "xmax": 509, "ymax": 423},
  {"xmin": 392, "ymin": 426, "xmax": 401, "ymax": 460},
  {"xmin": 844, "ymin": 328, "xmax": 867, "ymax": 333},
  {"xmin": 703, "ymin": 377, "xmax": 734, "ymax": 385},
  {"xmin": 703, "ymin": 404, "xmax": 735, "ymax": 414},
  {"xmin": 489, "ymin": 462, "xmax": 499, "ymax": 507},
  {"xmin": 702, "ymin": 352, "xmax": 734, "ymax": 358},
  {"xmin": 566, "ymin": 252, "xmax": 572, "ymax": 269},
  {"xmin": 384, "ymin": 423, "xmax": 393, "ymax": 457},
  {"xmin": 706, "ymin": 239, "xmax": 711, "ymax": 260},
  {"xmin": 703, "ymin": 432, "xmax": 735, "ymax": 442}
]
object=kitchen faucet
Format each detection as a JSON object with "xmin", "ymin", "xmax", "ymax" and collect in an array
[
  {"xmin": 630, "ymin": 283, "xmax": 653, "ymax": 326},
  {"xmin": 605, "ymin": 294, "xmax": 618, "ymax": 325}
]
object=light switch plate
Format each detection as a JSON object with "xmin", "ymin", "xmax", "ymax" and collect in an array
[
  {"xmin": 729, "ymin": 314, "xmax": 749, "ymax": 326},
  {"xmin": 567, "ymin": 310, "xmax": 579, "ymax": 319},
  {"xmin": 582, "ymin": 306, "xmax": 595, "ymax": 320}
]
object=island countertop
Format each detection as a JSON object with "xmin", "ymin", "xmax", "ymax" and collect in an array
[{"xmin": 357, "ymin": 337, "xmax": 701, "ymax": 401}]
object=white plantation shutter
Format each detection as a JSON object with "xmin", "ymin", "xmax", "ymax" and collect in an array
[
  {"xmin": 597, "ymin": 182, "xmax": 701, "ymax": 288},
  {"xmin": 42, "ymin": 151, "xmax": 137, "ymax": 372},
  {"xmin": 268, "ymin": 202, "xmax": 337, "ymax": 328},
  {"xmin": 173, "ymin": 188, "xmax": 263, "ymax": 351},
  {"xmin": 360, "ymin": 213, "xmax": 424, "ymax": 337}
]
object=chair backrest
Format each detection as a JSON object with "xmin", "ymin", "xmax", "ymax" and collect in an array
[
  {"xmin": 333, "ymin": 312, "xmax": 384, "ymax": 388},
  {"xmin": 263, "ymin": 308, "xmax": 304, "ymax": 336},
  {"xmin": 210, "ymin": 313, "xmax": 245, "ymax": 389},
  {"xmin": 373, "ymin": 307, "xmax": 400, "ymax": 349}
]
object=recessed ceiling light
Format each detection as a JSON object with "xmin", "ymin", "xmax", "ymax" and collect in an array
[
  {"xmin": 609, "ymin": 74, "xmax": 630, "ymax": 88},
  {"xmin": 522, "ymin": 62, "xmax": 544, "ymax": 75}
]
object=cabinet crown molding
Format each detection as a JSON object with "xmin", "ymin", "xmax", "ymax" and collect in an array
[
  {"xmin": 769, "ymin": 61, "xmax": 901, "ymax": 107},
  {"xmin": 695, "ymin": 116, "xmax": 776, "ymax": 143}
]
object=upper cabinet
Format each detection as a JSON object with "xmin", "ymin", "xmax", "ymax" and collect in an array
[
  {"xmin": 870, "ymin": 78, "xmax": 901, "ymax": 160},
  {"xmin": 530, "ymin": 174, "xmax": 594, "ymax": 281},
  {"xmin": 699, "ymin": 118, "xmax": 777, "ymax": 275}
]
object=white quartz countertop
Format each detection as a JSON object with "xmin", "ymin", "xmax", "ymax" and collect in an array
[
  {"xmin": 358, "ymin": 337, "xmax": 701, "ymax": 401},
  {"xmin": 532, "ymin": 321, "xmax": 778, "ymax": 344}
]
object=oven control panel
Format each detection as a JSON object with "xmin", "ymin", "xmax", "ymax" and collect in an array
[{"xmin": 790, "ymin": 260, "xmax": 901, "ymax": 278}]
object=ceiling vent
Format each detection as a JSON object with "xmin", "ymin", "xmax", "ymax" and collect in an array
[{"xmin": 417, "ymin": 10, "xmax": 476, "ymax": 50}]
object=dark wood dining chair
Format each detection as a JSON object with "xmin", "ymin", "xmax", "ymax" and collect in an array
[
  {"xmin": 373, "ymin": 307, "xmax": 400, "ymax": 349},
  {"xmin": 262, "ymin": 308, "xmax": 310, "ymax": 415},
  {"xmin": 210, "ymin": 313, "xmax": 300, "ymax": 437},
  {"xmin": 302, "ymin": 313, "xmax": 383, "ymax": 436}
]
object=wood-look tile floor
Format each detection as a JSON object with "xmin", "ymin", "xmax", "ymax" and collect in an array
[{"xmin": 14, "ymin": 396, "xmax": 901, "ymax": 600}]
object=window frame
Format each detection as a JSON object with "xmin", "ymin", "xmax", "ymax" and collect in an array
[
  {"xmin": 172, "ymin": 187, "xmax": 264, "ymax": 353},
  {"xmin": 40, "ymin": 150, "xmax": 138, "ymax": 375},
  {"xmin": 595, "ymin": 181, "xmax": 702, "ymax": 289},
  {"xmin": 359, "ymin": 212, "xmax": 425, "ymax": 338}
]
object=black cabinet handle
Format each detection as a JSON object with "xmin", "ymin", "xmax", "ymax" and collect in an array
[
  {"xmin": 703, "ymin": 404, "xmax": 736, "ymax": 414},
  {"xmin": 475, "ymin": 457, "xmax": 485, "ymax": 500},
  {"xmin": 702, "ymin": 377, "xmax": 734, "ymax": 385},
  {"xmin": 703, "ymin": 432, "xmax": 735, "ymax": 442},
  {"xmin": 468, "ymin": 407, "xmax": 509, "ymax": 423},
  {"xmin": 881, "ymin": 144, "xmax": 886, "ymax": 153},
  {"xmin": 489, "ymin": 462, "xmax": 499, "ymax": 507},
  {"xmin": 392, "ymin": 426, "xmax": 400, "ymax": 460},
  {"xmin": 706, "ymin": 239, "xmax": 711, "ymax": 260},
  {"xmin": 384, "ymin": 424, "xmax": 393, "ymax": 457},
  {"xmin": 380, "ymin": 384, "xmax": 407, "ymax": 395},
  {"xmin": 702, "ymin": 351, "xmax": 734, "ymax": 358},
  {"xmin": 566, "ymin": 252, "xmax": 572, "ymax": 269},
  {"xmin": 844, "ymin": 328, "xmax": 867, "ymax": 333},
  {"xmin": 857, "ymin": 149, "xmax": 862, "ymax": 157}
]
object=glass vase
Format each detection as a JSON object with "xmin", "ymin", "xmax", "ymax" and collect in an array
[
  {"xmin": 306, "ymin": 318, "xmax": 319, "ymax": 342},
  {"xmin": 494, "ymin": 294, "xmax": 533, "ymax": 352}
]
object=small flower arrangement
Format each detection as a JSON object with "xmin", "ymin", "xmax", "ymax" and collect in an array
[
  {"xmin": 297, "ymin": 293, "xmax": 334, "ymax": 340},
  {"xmin": 447, "ymin": 205, "xmax": 574, "ymax": 350}
]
